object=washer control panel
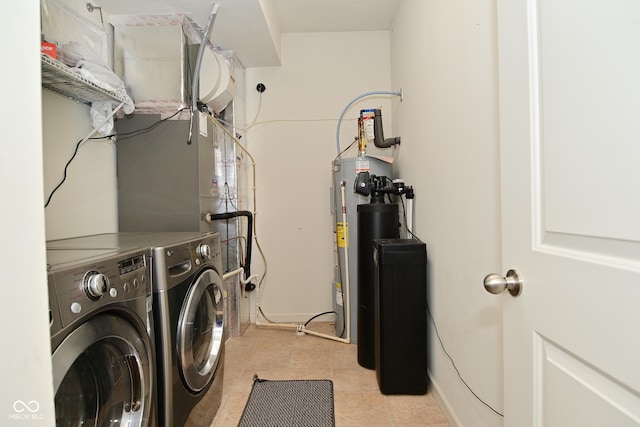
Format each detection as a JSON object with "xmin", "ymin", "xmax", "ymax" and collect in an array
[
  {"xmin": 192, "ymin": 235, "xmax": 221, "ymax": 269},
  {"xmin": 49, "ymin": 250, "xmax": 148, "ymax": 329}
]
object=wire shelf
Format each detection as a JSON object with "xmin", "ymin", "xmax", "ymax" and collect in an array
[{"xmin": 41, "ymin": 54, "xmax": 127, "ymax": 105}]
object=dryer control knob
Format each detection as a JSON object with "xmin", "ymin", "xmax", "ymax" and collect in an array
[
  {"xmin": 84, "ymin": 271, "xmax": 110, "ymax": 299},
  {"xmin": 197, "ymin": 244, "xmax": 211, "ymax": 259}
]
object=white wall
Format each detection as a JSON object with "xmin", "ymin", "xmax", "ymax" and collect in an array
[
  {"xmin": 32, "ymin": 3, "xmax": 504, "ymax": 425},
  {"xmin": 391, "ymin": 1, "xmax": 503, "ymax": 426},
  {"xmin": 244, "ymin": 16, "xmax": 504, "ymax": 426},
  {"xmin": 245, "ymin": 31, "xmax": 395, "ymax": 321},
  {"xmin": 41, "ymin": 0, "xmax": 119, "ymax": 240},
  {"xmin": 42, "ymin": 91, "xmax": 119, "ymax": 240},
  {"xmin": 0, "ymin": 2, "xmax": 55, "ymax": 425}
]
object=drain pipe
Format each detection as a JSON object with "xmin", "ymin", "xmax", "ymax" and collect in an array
[
  {"xmin": 341, "ymin": 181, "xmax": 352, "ymax": 342},
  {"xmin": 203, "ymin": 114, "xmax": 350, "ymax": 341},
  {"xmin": 335, "ymin": 90, "xmax": 402, "ymax": 155},
  {"xmin": 223, "ymin": 268, "xmax": 260, "ymax": 301},
  {"xmin": 203, "ymin": 114, "xmax": 292, "ymax": 331},
  {"xmin": 205, "ymin": 210, "xmax": 254, "ymax": 283},
  {"xmin": 223, "ymin": 267, "xmax": 259, "ymax": 285},
  {"xmin": 188, "ymin": 2, "xmax": 219, "ymax": 144}
]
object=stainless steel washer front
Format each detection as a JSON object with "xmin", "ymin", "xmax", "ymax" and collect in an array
[
  {"xmin": 47, "ymin": 248, "xmax": 155, "ymax": 427},
  {"xmin": 46, "ymin": 231, "xmax": 226, "ymax": 427}
]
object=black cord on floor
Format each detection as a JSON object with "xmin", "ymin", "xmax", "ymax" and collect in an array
[
  {"xmin": 303, "ymin": 311, "xmax": 336, "ymax": 327},
  {"xmin": 426, "ymin": 303, "xmax": 504, "ymax": 417}
]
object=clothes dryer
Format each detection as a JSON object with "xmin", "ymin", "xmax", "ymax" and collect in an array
[
  {"xmin": 47, "ymin": 247, "xmax": 155, "ymax": 426},
  {"xmin": 147, "ymin": 232, "xmax": 225, "ymax": 427}
]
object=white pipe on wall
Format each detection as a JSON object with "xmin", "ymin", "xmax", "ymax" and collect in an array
[
  {"xmin": 284, "ymin": 180, "xmax": 353, "ymax": 344},
  {"xmin": 222, "ymin": 267, "xmax": 258, "ymax": 285},
  {"xmin": 406, "ymin": 197, "xmax": 414, "ymax": 239},
  {"xmin": 207, "ymin": 113, "xmax": 351, "ymax": 343},
  {"xmin": 248, "ymin": 176, "xmax": 353, "ymax": 344}
]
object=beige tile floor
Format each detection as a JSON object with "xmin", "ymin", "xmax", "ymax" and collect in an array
[{"xmin": 211, "ymin": 322, "xmax": 450, "ymax": 427}]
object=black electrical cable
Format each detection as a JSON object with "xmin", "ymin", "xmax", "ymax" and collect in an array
[
  {"xmin": 45, "ymin": 109, "xmax": 189, "ymax": 208},
  {"xmin": 406, "ymin": 225, "xmax": 504, "ymax": 417},
  {"xmin": 44, "ymin": 138, "xmax": 83, "ymax": 208},
  {"xmin": 303, "ymin": 310, "xmax": 336, "ymax": 327},
  {"xmin": 334, "ymin": 137, "xmax": 358, "ymax": 162},
  {"xmin": 223, "ymin": 182, "xmax": 239, "ymax": 210},
  {"xmin": 112, "ymin": 108, "xmax": 187, "ymax": 141},
  {"xmin": 426, "ymin": 303, "xmax": 504, "ymax": 417}
]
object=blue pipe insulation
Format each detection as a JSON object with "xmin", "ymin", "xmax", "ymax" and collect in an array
[{"xmin": 335, "ymin": 90, "xmax": 402, "ymax": 155}]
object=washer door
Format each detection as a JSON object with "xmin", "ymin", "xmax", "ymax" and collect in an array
[
  {"xmin": 52, "ymin": 314, "xmax": 152, "ymax": 427},
  {"xmin": 178, "ymin": 268, "xmax": 225, "ymax": 392}
]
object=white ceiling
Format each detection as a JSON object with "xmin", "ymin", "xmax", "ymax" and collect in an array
[
  {"xmin": 272, "ymin": 0, "xmax": 399, "ymax": 33},
  {"xmin": 97, "ymin": 0, "xmax": 400, "ymax": 66}
]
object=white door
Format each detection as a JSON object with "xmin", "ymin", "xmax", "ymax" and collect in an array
[{"xmin": 496, "ymin": 0, "xmax": 640, "ymax": 425}]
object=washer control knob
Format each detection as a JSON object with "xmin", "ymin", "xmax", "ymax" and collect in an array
[
  {"xmin": 196, "ymin": 244, "xmax": 211, "ymax": 259},
  {"xmin": 84, "ymin": 271, "xmax": 110, "ymax": 299}
]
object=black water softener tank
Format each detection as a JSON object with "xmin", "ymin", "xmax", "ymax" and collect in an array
[
  {"xmin": 356, "ymin": 203, "xmax": 399, "ymax": 369},
  {"xmin": 374, "ymin": 239, "xmax": 428, "ymax": 394}
]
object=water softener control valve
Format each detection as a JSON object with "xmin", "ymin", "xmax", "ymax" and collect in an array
[
  {"xmin": 83, "ymin": 271, "xmax": 110, "ymax": 300},
  {"xmin": 196, "ymin": 243, "xmax": 211, "ymax": 260},
  {"xmin": 354, "ymin": 172, "xmax": 414, "ymax": 203}
]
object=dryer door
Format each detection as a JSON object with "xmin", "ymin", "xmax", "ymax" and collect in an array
[
  {"xmin": 52, "ymin": 314, "xmax": 152, "ymax": 426},
  {"xmin": 178, "ymin": 268, "xmax": 225, "ymax": 392}
]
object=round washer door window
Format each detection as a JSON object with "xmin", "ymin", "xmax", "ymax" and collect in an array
[
  {"xmin": 52, "ymin": 314, "xmax": 152, "ymax": 427},
  {"xmin": 178, "ymin": 268, "xmax": 225, "ymax": 392}
]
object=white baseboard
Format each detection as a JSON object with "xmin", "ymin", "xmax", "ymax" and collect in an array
[{"xmin": 428, "ymin": 369, "xmax": 463, "ymax": 427}]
